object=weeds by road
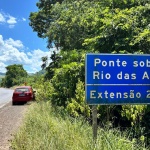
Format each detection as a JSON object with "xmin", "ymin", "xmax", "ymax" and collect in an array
[{"xmin": 11, "ymin": 102, "xmax": 148, "ymax": 150}]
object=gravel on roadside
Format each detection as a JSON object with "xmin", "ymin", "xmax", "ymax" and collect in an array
[{"xmin": 0, "ymin": 102, "xmax": 29, "ymax": 150}]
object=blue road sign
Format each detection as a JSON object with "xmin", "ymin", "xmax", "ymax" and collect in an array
[{"xmin": 85, "ymin": 54, "xmax": 150, "ymax": 105}]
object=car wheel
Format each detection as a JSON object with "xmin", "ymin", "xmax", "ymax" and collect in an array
[{"xmin": 12, "ymin": 101, "xmax": 17, "ymax": 105}]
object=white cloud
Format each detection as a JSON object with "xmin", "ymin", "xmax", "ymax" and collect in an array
[
  {"xmin": 0, "ymin": 13, "xmax": 5, "ymax": 23},
  {"xmin": 0, "ymin": 12, "xmax": 17, "ymax": 28},
  {"xmin": 0, "ymin": 11, "xmax": 27, "ymax": 28},
  {"xmin": 24, "ymin": 49, "xmax": 50, "ymax": 73},
  {"xmin": 0, "ymin": 35, "xmax": 4, "ymax": 46},
  {"xmin": 27, "ymin": 52, "xmax": 32, "ymax": 56},
  {"xmin": 7, "ymin": 15, "xmax": 17, "ymax": 24},
  {"xmin": 0, "ymin": 35, "xmax": 50, "ymax": 73},
  {"xmin": 0, "ymin": 62, "xmax": 6, "ymax": 72},
  {"xmin": 22, "ymin": 18, "xmax": 26, "ymax": 21},
  {"xmin": 7, "ymin": 15, "xmax": 17, "ymax": 28},
  {"xmin": 8, "ymin": 24, "xmax": 15, "ymax": 28},
  {"xmin": 5, "ymin": 38, "xmax": 23, "ymax": 48}
]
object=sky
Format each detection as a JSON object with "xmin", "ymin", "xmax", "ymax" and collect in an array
[{"xmin": 0, "ymin": 0, "xmax": 52, "ymax": 73}]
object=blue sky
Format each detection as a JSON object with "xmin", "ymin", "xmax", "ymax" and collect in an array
[{"xmin": 0, "ymin": 0, "xmax": 52, "ymax": 73}]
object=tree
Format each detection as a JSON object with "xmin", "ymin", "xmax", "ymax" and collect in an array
[
  {"xmin": 29, "ymin": 0, "xmax": 150, "ymax": 53},
  {"xmin": 29, "ymin": 0, "xmax": 150, "ymax": 142},
  {"xmin": 83, "ymin": 3, "xmax": 150, "ymax": 53},
  {"xmin": 1, "ymin": 64, "xmax": 27, "ymax": 88},
  {"xmin": 29, "ymin": 0, "xmax": 100, "ymax": 50},
  {"xmin": 50, "ymin": 50, "xmax": 85, "ymax": 107},
  {"xmin": 41, "ymin": 51, "xmax": 61, "ymax": 80},
  {"xmin": 29, "ymin": 0, "xmax": 64, "ymax": 48}
]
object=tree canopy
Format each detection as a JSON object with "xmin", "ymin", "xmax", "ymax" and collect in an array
[
  {"xmin": 1, "ymin": 64, "xmax": 27, "ymax": 88},
  {"xmin": 29, "ymin": 0, "xmax": 150, "ymax": 143},
  {"xmin": 29, "ymin": 0, "xmax": 150, "ymax": 53}
]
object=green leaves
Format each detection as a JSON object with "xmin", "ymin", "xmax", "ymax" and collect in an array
[
  {"xmin": 1, "ymin": 64, "xmax": 27, "ymax": 88},
  {"xmin": 29, "ymin": 0, "xmax": 150, "ymax": 53},
  {"xmin": 121, "ymin": 105, "xmax": 147, "ymax": 125},
  {"xmin": 49, "ymin": 50, "xmax": 85, "ymax": 106},
  {"xmin": 29, "ymin": 1, "xmax": 150, "ymax": 142},
  {"xmin": 66, "ymin": 79, "xmax": 90, "ymax": 117}
]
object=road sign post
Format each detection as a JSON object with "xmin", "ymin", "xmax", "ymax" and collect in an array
[
  {"xmin": 86, "ymin": 54, "xmax": 150, "ymax": 105},
  {"xmin": 85, "ymin": 53, "xmax": 150, "ymax": 139},
  {"xmin": 92, "ymin": 105, "xmax": 97, "ymax": 141}
]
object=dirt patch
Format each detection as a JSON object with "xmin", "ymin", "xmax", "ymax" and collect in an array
[{"xmin": 0, "ymin": 102, "xmax": 29, "ymax": 150}]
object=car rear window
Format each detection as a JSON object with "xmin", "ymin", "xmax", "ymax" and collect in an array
[{"xmin": 15, "ymin": 88, "xmax": 29, "ymax": 92}]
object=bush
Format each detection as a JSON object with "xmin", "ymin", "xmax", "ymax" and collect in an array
[{"xmin": 11, "ymin": 102, "xmax": 149, "ymax": 150}]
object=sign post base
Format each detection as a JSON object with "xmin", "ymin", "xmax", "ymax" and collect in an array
[{"xmin": 92, "ymin": 105, "xmax": 97, "ymax": 141}]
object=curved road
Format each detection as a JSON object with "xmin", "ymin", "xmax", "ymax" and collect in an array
[{"xmin": 0, "ymin": 88, "xmax": 29, "ymax": 150}]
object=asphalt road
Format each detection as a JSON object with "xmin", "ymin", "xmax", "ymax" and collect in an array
[
  {"xmin": 0, "ymin": 88, "xmax": 14, "ymax": 108},
  {"xmin": 0, "ymin": 88, "xmax": 29, "ymax": 150}
]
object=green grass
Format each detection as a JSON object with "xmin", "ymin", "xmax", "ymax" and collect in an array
[{"xmin": 11, "ymin": 102, "xmax": 148, "ymax": 150}]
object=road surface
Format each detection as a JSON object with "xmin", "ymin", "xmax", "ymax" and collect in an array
[
  {"xmin": 0, "ymin": 88, "xmax": 13, "ymax": 108},
  {"xmin": 0, "ymin": 88, "xmax": 29, "ymax": 150}
]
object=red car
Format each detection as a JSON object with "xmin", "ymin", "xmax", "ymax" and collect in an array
[{"xmin": 12, "ymin": 86, "xmax": 35, "ymax": 105}]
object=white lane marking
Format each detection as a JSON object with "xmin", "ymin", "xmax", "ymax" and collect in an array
[{"xmin": 0, "ymin": 101, "xmax": 10, "ymax": 109}]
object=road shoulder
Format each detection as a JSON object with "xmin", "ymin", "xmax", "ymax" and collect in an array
[{"xmin": 0, "ymin": 102, "xmax": 28, "ymax": 150}]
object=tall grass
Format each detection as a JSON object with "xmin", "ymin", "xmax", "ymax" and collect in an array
[{"xmin": 11, "ymin": 102, "xmax": 148, "ymax": 150}]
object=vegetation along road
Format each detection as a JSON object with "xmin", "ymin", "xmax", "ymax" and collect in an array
[{"xmin": 0, "ymin": 88, "xmax": 28, "ymax": 150}]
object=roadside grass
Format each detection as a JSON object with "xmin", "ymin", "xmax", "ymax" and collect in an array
[{"xmin": 11, "ymin": 102, "xmax": 148, "ymax": 150}]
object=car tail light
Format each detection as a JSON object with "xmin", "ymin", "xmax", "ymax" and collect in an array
[{"xmin": 13, "ymin": 93, "xmax": 18, "ymax": 97}]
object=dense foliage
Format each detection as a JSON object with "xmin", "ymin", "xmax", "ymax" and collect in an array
[
  {"xmin": 28, "ymin": 0, "xmax": 150, "ymax": 144},
  {"xmin": 29, "ymin": 0, "xmax": 150, "ymax": 53},
  {"xmin": 1, "ymin": 64, "xmax": 27, "ymax": 88}
]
